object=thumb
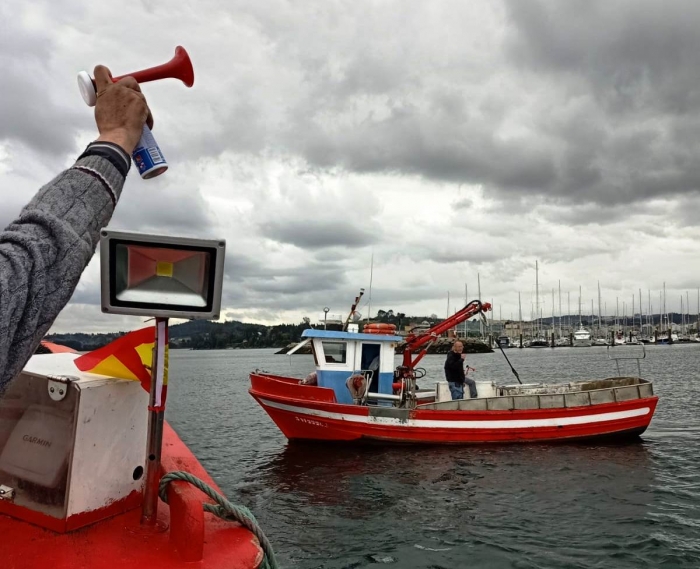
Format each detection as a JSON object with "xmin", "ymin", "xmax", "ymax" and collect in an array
[{"xmin": 93, "ymin": 65, "xmax": 113, "ymax": 92}]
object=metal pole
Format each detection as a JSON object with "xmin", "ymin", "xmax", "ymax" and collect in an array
[{"xmin": 142, "ymin": 317, "xmax": 168, "ymax": 526}]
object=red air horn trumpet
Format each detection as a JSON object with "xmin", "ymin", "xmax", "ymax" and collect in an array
[{"xmin": 77, "ymin": 46, "xmax": 195, "ymax": 179}]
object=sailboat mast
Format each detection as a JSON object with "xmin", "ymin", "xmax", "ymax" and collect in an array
[
  {"xmin": 663, "ymin": 282, "xmax": 667, "ymax": 328},
  {"xmin": 578, "ymin": 286, "xmax": 582, "ymax": 326},
  {"xmin": 558, "ymin": 280, "xmax": 562, "ymax": 337},
  {"xmin": 367, "ymin": 250, "xmax": 374, "ymax": 322},
  {"xmin": 518, "ymin": 291, "xmax": 522, "ymax": 339},
  {"xmin": 535, "ymin": 261, "xmax": 539, "ymax": 335},
  {"xmin": 551, "ymin": 289, "xmax": 555, "ymax": 335},
  {"xmin": 598, "ymin": 281, "xmax": 602, "ymax": 333}
]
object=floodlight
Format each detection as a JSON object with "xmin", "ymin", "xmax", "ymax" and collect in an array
[{"xmin": 100, "ymin": 230, "xmax": 225, "ymax": 319}]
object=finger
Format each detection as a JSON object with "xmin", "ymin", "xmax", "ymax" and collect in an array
[
  {"xmin": 94, "ymin": 65, "xmax": 113, "ymax": 92},
  {"xmin": 146, "ymin": 107, "xmax": 154, "ymax": 130},
  {"xmin": 116, "ymin": 76, "xmax": 142, "ymax": 92}
]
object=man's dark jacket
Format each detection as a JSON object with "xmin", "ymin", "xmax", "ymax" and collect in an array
[{"xmin": 444, "ymin": 351, "xmax": 464, "ymax": 384}]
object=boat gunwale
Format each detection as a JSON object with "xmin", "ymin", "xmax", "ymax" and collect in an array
[{"xmin": 249, "ymin": 372, "xmax": 657, "ymax": 417}]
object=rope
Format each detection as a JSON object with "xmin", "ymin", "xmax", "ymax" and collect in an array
[{"xmin": 159, "ymin": 471, "xmax": 279, "ymax": 569}]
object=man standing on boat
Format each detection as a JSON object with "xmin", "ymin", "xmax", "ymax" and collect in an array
[
  {"xmin": 0, "ymin": 66, "xmax": 152, "ymax": 390},
  {"xmin": 444, "ymin": 341, "xmax": 477, "ymax": 400}
]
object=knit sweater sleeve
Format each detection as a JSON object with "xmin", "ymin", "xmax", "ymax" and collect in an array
[{"xmin": 0, "ymin": 155, "xmax": 125, "ymax": 390}]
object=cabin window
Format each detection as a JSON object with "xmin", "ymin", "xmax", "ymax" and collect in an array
[{"xmin": 321, "ymin": 341, "xmax": 347, "ymax": 364}]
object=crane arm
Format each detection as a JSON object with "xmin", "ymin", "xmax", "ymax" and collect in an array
[{"xmin": 400, "ymin": 300, "xmax": 492, "ymax": 370}]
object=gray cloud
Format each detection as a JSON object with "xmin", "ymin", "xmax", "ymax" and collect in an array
[
  {"xmin": 260, "ymin": 219, "xmax": 378, "ymax": 250},
  {"xmin": 6, "ymin": 0, "xmax": 700, "ymax": 333},
  {"xmin": 0, "ymin": 6, "xmax": 87, "ymax": 156}
]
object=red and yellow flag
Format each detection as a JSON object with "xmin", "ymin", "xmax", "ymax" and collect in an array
[{"xmin": 74, "ymin": 326, "xmax": 169, "ymax": 400}]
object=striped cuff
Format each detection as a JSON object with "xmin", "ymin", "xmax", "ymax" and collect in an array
[
  {"xmin": 71, "ymin": 154, "xmax": 126, "ymax": 207},
  {"xmin": 78, "ymin": 141, "xmax": 131, "ymax": 178}
]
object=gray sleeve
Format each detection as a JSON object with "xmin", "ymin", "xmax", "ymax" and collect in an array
[{"xmin": 0, "ymin": 155, "xmax": 125, "ymax": 390}]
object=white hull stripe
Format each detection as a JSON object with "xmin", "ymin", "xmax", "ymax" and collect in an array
[{"xmin": 258, "ymin": 398, "xmax": 651, "ymax": 430}]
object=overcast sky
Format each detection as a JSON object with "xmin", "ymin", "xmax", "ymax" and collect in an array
[{"xmin": 3, "ymin": 0, "xmax": 700, "ymax": 333}]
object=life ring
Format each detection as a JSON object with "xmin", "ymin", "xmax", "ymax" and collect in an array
[{"xmin": 363, "ymin": 323, "xmax": 397, "ymax": 334}]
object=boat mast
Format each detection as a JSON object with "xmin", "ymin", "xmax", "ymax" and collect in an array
[
  {"xmin": 598, "ymin": 281, "xmax": 602, "ymax": 334},
  {"xmin": 578, "ymin": 286, "xmax": 582, "ymax": 327},
  {"xmin": 535, "ymin": 261, "xmax": 539, "ymax": 336},
  {"xmin": 478, "ymin": 273, "xmax": 482, "ymax": 339},
  {"xmin": 464, "ymin": 283, "xmax": 468, "ymax": 337},
  {"xmin": 551, "ymin": 288, "xmax": 555, "ymax": 337},
  {"xmin": 558, "ymin": 280, "xmax": 562, "ymax": 337},
  {"xmin": 519, "ymin": 291, "xmax": 523, "ymax": 341},
  {"xmin": 367, "ymin": 249, "xmax": 374, "ymax": 322},
  {"xmin": 632, "ymin": 294, "xmax": 635, "ymax": 336},
  {"xmin": 663, "ymin": 281, "xmax": 667, "ymax": 330},
  {"xmin": 567, "ymin": 291, "xmax": 571, "ymax": 332}
]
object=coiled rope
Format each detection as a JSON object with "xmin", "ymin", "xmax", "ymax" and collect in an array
[{"xmin": 159, "ymin": 471, "xmax": 279, "ymax": 569}]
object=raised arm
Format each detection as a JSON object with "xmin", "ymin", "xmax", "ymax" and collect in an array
[{"xmin": 0, "ymin": 66, "xmax": 152, "ymax": 389}]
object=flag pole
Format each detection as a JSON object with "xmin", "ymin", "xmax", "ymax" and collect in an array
[{"xmin": 141, "ymin": 317, "xmax": 169, "ymax": 525}]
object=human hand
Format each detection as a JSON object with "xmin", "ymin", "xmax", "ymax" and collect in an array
[
  {"xmin": 93, "ymin": 65, "xmax": 154, "ymax": 155},
  {"xmin": 460, "ymin": 353, "xmax": 466, "ymax": 360}
]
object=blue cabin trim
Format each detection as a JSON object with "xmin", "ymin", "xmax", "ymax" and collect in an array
[
  {"xmin": 302, "ymin": 329, "xmax": 402, "ymax": 342},
  {"xmin": 302, "ymin": 328, "xmax": 400, "ymax": 405}
]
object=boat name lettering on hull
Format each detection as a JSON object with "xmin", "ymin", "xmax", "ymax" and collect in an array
[{"xmin": 295, "ymin": 417, "xmax": 327, "ymax": 428}]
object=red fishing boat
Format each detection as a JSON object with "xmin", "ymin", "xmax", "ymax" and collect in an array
[
  {"xmin": 1, "ymin": 342, "xmax": 269, "ymax": 569},
  {"xmin": 250, "ymin": 299, "xmax": 658, "ymax": 444}
]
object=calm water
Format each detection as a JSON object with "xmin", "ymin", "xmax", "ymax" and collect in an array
[{"xmin": 166, "ymin": 345, "xmax": 700, "ymax": 568}]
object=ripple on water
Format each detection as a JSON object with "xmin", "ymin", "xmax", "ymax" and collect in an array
[{"xmin": 165, "ymin": 347, "xmax": 700, "ymax": 568}]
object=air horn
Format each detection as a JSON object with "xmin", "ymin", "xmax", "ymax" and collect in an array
[{"xmin": 77, "ymin": 46, "xmax": 195, "ymax": 179}]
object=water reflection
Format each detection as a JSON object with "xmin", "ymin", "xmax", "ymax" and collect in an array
[
  {"xmin": 246, "ymin": 441, "xmax": 660, "ymax": 568},
  {"xmin": 256, "ymin": 441, "xmax": 655, "ymax": 502}
]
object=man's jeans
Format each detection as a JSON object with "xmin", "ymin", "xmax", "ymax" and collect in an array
[{"xmin": 448, "ymin": 379, "xmax": 478, "ymax": 400}]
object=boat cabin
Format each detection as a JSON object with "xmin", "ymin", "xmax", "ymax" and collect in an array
[{"xmin": 301, "ymin": 327, "xmax": 402, "ymax": 405}]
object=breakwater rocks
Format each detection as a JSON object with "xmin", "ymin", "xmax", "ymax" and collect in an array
[{"xmin": 276, "ymin": 337, "xmax": 492, "ymax": 355}]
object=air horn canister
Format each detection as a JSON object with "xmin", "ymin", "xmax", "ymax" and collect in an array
[{"xmin": 77, "ymin": 46, "xmax": 194, "ymax": 179}]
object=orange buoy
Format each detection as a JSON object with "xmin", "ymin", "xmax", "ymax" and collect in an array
[{"xmin": 363, "ymin": 323, "xmax": 397, "ymax": 334}]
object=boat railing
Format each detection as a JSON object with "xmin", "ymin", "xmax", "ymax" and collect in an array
[
  {"xmin": 607, "ymin": 343, "xmax": 646, "ymax": 376},
  {"xmin": 366, "ymin": 392, "xmax": 402, "ymax": 402},
  {"xmin": 418, "ymin": 378, "xmax": 654, "ymax": 411}
]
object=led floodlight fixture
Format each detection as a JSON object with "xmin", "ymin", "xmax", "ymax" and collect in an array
[{"xmin": 100, "ymin": 230, "xmax": 225, "ymax": 319}]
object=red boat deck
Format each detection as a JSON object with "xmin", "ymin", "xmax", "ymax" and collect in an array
[{"xmin": 1, "ymin": 422, "xmax": 263, "ymax": 569}]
